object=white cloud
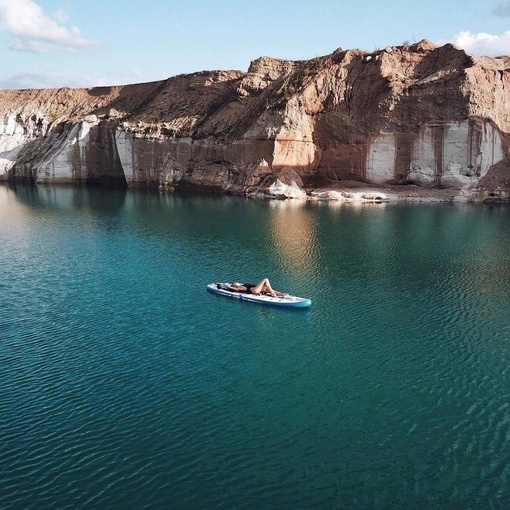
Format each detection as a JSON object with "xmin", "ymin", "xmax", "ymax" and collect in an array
[
  {"xmin": 54, "ymin": 9, "xmax": 68, "ymax": 23},
  {"xmin": 9, "ymin": 39, "xmax": 49, "ymax": 54},
  {"xmin": 451, "ymin": 31, "xmax": 510, "ymax": 57},
  {"xmin": 0, "ymin": 71, "xmax": 111, "ymax": 89},
  {"xmin": 492, "ymin": 1, "xmax": 510, "ymax": 17},
  {"xmin": 0, "ymin": 69, "xmax": 135, "ymax": 90},
  {"xmin": 0, "ymin": 0, "xmax": 98, "ymax": 53},
  {"xmin": 0, "ymin": 70, "xmax": 74, "ymax": 89}
]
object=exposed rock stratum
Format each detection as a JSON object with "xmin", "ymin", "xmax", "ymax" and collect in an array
[{"xmin": 1, "ymin": 40, "xmax": 510, "ymax": 201}]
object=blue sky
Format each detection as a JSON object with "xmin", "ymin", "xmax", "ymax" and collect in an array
[{"xmin": 0, "ymin": 0, "xmax": 509, "ymax": 89}]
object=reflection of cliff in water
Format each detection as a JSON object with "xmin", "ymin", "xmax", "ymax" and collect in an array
[
  {"xmin": 267, "ymin": 200, "xmax": 319, "ymax": 278},
  {"xmin": 4, "ymin": 181, "xmax": 43, "ymax": 209},
  {"xmin": 5, "ymin": 183, "xmax": 127, "ymax": 215},
  {"xmin": 71, "ymin": 187, "xmax": 127, "ymax": 215}
]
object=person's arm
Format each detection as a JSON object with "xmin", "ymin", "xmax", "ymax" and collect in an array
[{"xmin": 226, "ymin": 284, "xmax": 247, "ymax": 292}]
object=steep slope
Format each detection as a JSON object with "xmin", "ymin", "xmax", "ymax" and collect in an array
[{"xmin": 1, "ymin": 40, "xmax": 509, "ymax": 200}]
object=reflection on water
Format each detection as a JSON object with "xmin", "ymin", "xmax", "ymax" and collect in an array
[
  {"xmin": 266, "ymin": 199, "xmax": 390, "ymax": 286},
  {"xmin": 0, "ymin": 182, "xmax": 127, "ymax": 216},
  {"xmin": 267, "ymin": 200, "xmax": 319, "ymax": 277},
  {"xmin": 2, "ymin": 184, "xmax": 510, "ymax": 509}
]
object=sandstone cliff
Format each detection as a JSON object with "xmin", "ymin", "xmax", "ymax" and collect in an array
[{"xmin": 1, "ymin": 40, "xmax": 509, "ymax": 200}]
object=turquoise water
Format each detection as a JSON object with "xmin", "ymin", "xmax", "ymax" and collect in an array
[{"xmin": 1, "ymin": 184, "xmax": 510, "ymax": 509}]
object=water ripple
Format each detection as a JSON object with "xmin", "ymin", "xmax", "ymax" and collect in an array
[{"xmin": 2, "ymin": 190, "xmax": 510, "ymax": 508}]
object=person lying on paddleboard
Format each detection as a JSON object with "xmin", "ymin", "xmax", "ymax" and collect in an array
[{"xmin": 226, "ymin": 278, "xmax": 285, "ymax": 297}]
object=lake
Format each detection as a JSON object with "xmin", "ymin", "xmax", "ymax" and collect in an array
[{"xmin": 1, "ymin": 183, "xmax": 510, "ymax": 509}]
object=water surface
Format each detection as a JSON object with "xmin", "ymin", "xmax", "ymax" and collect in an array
[{"xmin": 1, "ymin": 184, "xmax": 510, "ymax": 508}]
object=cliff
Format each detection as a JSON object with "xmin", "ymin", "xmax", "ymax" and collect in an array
[{"xmin": 1, "ymin": 40, "xmax": 510, "ymax": 200}]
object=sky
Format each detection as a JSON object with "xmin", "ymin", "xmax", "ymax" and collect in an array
[{"xmin": 0, "ymin": 0, "xmax": 510, "ymax": 89}]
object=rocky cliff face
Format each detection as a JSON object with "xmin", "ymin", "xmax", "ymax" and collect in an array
[{"xmin": 1, "ymin": 40, "xmax": 509, "ymax": 200}]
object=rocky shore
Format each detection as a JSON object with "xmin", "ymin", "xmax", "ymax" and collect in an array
[
  {"xmin": 248, "ymin": 179, "xmax": 505, "ymax": 204},
  {"xmin": 1, "ymin": 40, "xmax": 509, "ymax": 201}
]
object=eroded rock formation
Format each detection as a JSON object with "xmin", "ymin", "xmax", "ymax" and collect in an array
[{"xmin": 1, "ymin": 40, "xmax": 509, "ymax": 200}]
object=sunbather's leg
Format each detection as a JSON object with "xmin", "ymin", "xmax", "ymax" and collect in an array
[{"xmin": 251, "ymin": 278, "xmax": 283, "ymax": 296}]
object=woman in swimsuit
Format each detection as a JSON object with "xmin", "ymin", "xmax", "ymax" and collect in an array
[{"xmin": 227, "ymin": 278, "xmax": 284, "ymax": 297}]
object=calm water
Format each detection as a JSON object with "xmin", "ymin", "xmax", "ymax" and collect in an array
[{"xmin": 1, "ymin": 184, "xmax": 510, "ymax": 509}]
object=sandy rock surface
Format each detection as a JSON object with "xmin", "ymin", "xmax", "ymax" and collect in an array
[{"xmin": 0, "ymin": 40, "xmax": 509, "ymax": 202}]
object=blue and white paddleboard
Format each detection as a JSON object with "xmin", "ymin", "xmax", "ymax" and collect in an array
[{"xmin": 207, "ymin": 283, "xmax": 312, "ymax": 309}]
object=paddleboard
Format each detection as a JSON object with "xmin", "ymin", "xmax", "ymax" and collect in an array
[{"xmin": 207, "ymin": 283, "xmax": 312, "ymax": 309}]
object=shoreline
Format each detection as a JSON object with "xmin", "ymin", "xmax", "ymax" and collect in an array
[
  {"xmin": 2, "ymin": 179, "xmax": 509, "ymax": 204},
  {"xmin": 308, "ymin": 183, "xmax": 471, "ymax": 203},
  {"xmin": 256, "ymin": 179, "xmax": 510, "ymax": 204}
]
